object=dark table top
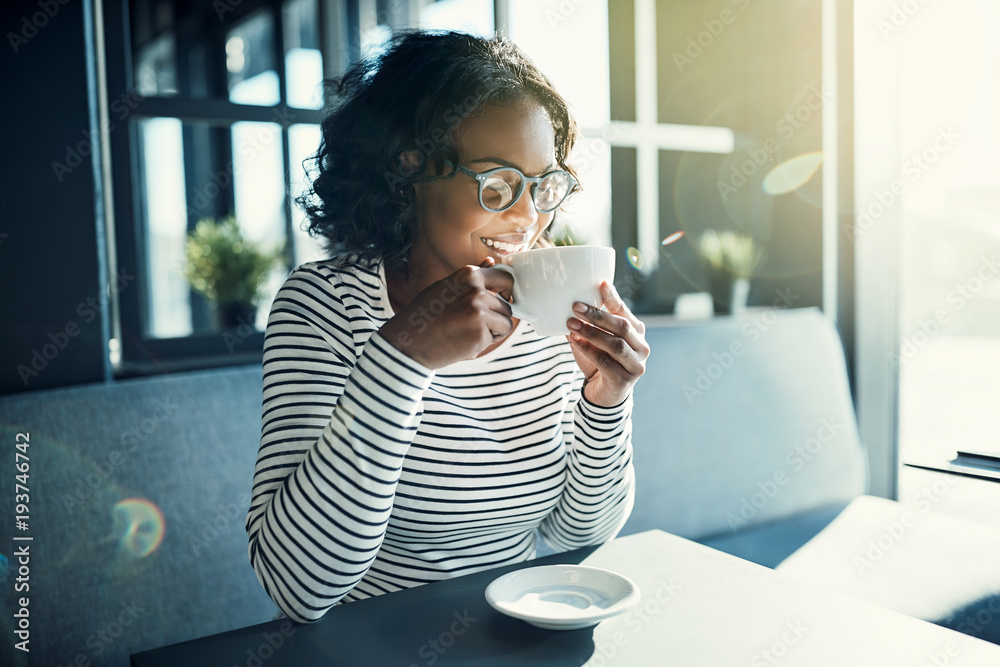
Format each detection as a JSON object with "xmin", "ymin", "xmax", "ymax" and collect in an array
[{"xmin": 131, "ymin": 529, "xmax": 1000, "ymax": 666}]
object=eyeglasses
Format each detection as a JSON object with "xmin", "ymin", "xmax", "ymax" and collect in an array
[{"xmin": 453, "ymin": 164, "xmax": 578, "ymax": 213}]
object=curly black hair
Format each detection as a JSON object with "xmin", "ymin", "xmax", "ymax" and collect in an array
[{"xmin": 295, "ymin": 30, "xmax": 581, "ymax": 274}]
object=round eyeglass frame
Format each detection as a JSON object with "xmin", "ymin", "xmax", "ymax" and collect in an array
[{"xmin": 453, "ymin": 164, "xmax": 578, "ymax": 213}]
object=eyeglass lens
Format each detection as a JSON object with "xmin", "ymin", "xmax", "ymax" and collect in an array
[{"xmin": 481, "ymin": 169, "xmax": 573, "ymax": 212}]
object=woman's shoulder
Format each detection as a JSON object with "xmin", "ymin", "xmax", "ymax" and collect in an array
[
  {"xmin": 282, "ymin": 256, "xmax": 384, "ymax": 297},
  {"xmin": 272, "ymin": 256, "xmax": 390, "ymax": 324}
]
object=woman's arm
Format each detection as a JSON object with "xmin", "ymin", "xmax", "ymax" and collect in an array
[
  {"xmin": 245, "ymin": 265, "xmax": 434, "ymax": 623},
  {"xmin": 539, "ymin": 385, "xmax": 636, "ymax": 552}
]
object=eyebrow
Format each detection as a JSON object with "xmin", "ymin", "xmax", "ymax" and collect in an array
[{"xmin": 467, "ymin": 157, "xmax": 558, "ymax": 176}]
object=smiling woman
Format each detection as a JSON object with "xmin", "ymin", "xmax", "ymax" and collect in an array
[{"xmin": 245, "ymin": 30, "xmax": 648, "ymax": 623}]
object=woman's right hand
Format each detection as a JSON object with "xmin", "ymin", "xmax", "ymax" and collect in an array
[{"xmin": 380, "ymin": 258, "xmax": 515, "ymax": 370}]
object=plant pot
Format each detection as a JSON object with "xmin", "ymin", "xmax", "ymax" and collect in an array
[
  {"xmin": 708, "ymin": 273, "xmax": 750, "ymax": 315},
  {"xmin": 211, "ymin": 302, "xmax": 258, "ymax": 330}
]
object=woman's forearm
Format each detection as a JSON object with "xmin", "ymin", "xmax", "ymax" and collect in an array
[
  {"xmin": 540, "ymin": 394, "xmax": 636, "ymax": 552},
  {"xmin": 246, "ymin": 275, "xmax": 434, "ymax": 622}
]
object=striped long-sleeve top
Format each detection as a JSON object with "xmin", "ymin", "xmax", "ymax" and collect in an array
[{"xmin": 246, "ymin": 258, "xmax": 635, "ymax": 623}]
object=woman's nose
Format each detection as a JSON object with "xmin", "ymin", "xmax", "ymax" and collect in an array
[{"xmin": 505, "ymin": 184, "xmax": 540, "ymax": 225}]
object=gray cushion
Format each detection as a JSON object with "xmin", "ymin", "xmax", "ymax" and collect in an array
[
  {"xmin": 0, "ymin": 365, "xmax": 275, "ymax": 667},
  {"xmin": 621, "ymin": 307, "xmax": 867, "ymax": 541},
  {"xmin": 697, "ymin": 503, "xmax": 850, "ymax": 568},
  {"xmin": 778, "ymin": 495, "xmax": 1000, "ymax": 645}
]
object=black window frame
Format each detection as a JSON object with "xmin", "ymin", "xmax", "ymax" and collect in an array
[{"xmin": 104, "ymin": 0, "xmax": 334, "ymax": 378}]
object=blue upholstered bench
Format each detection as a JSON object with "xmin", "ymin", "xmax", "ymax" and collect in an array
[
  {"xmin": 0, "ymin": 365, "xmax": 275, "ymax": 667},
  {"xmin": 621, "ymin": 306, "xmax": 869, "ymax": 566},
  {"xmin": 0, "ymin": 306, "xmax": 867, "ymax": 665}
]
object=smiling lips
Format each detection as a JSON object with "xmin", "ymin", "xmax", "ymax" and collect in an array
[{"xmin": 480, "ymin": 237, "xmax": 529, "ymax": 254}]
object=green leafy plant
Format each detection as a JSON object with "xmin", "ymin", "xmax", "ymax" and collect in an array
[
  {"xmin": 549, "ymin": 220, "xmax": 582, "ymax": 247},
  {"xmin": 696, "ymin": 229, "xmax": 764, "ymax": 279},
  {"xmin": 183, "ymin": 216, "xmax": 286, "ymax": 306}
]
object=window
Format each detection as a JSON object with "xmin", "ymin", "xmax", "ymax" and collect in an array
[
  {"xmin": 106, "ymin": 0, "xmax": 330, "ymax": 375},
  {"xmin": 893, "ymin": 0, "xmax": 1000, "ymax": 463},
  {"xmin": 105, "ymin": 0, "xmax": 834, "ymax": 376}
]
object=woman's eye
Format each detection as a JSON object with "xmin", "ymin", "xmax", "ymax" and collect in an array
[{"xmin": 484, "ymin": 180, "xmax": 513, "ymax": 198}]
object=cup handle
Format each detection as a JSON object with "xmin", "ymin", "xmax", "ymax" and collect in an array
[{"xmin": 490, "ymin": 264, "xmax": 534, "ymax": 321}]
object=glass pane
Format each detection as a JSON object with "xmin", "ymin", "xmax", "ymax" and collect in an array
[
  {"xmin": 418, "ymin": 0, "xmax": 494, "ymax": 37},
  {"xmin": 232, "ymin": 122, "xmax": 288, "ymax": 327},
  {"xmin": 288, "ymin": 123, "xmax": 329, "ymax": 265},
  {"xmin": 139, "ymin": 119, "xmax": 290, "ymax": 338},
  {"xmin": 138, "ymin": 118, "xmax": 191, "ymax": 339},
  {"xmin": 508, "ymin": 0, "xmax": 609, "ymax": 128},
  {"xmin": 135, "ymin": 33, "xmax": 178, "ymax": 97},
  {"xmin": 559, "ymin": 136, "xmax": 612, "ymax": 248},
  {"xmin": 283, "ymin": 0, "xmax": 324, "ymax": 109},
  {"xmin": 227, "ymin": 10, "xmax": 280, "ymax": 106},
  {"xmin": 897, "ymin": 0, "xmax": 1000, "ymax": 460}
]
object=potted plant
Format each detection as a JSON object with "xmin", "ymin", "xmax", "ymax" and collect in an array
[
  {"xmin": 183, "ymin": 216, "xmax": 286, "ymax": 329},
  {"xmin": 696, "ymin": 229, "xmax": 764, "ymax": 314}
]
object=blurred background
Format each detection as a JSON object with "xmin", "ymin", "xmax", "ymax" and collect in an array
[{"xmin": 2, "ymin": 0, "xmax": 998, "ymax": 489}]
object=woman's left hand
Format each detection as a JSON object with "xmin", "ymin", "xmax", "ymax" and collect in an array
[{"xmin": 566, "ymin": 282, "xmax": 650, "ymax": 407}]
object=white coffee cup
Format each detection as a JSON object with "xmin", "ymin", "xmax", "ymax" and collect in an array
[{"xmin": 492, "ymin": 246, "xmax": 616, "ymax": 336}]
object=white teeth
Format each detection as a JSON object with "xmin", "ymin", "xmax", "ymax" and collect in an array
[{"xmin": 481, "ymin": 238, "xmax": 526, "ymax": 252}]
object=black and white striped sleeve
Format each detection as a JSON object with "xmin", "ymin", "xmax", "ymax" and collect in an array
[
  {"xmin": 245, "ymin": 267, "xmax": 434, "ymax": 622},
  {"xmin": 539, "ymin": 392, "xmax": 636, "ymax": 552}
]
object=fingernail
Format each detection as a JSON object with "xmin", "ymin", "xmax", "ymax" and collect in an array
[
  {"xmin": 573, "ymin": 302, "xmax": 587, "ymax": 314},
  {"xmin": 567, "ymin": 318, "xmax": 581, "ymax": 330}
]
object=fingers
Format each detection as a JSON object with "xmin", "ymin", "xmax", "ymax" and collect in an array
[
  {"xmin": 482, "ymin": 307, "xmax": 515, "ymax": 340},
  {"xmin": 598, "ymin": 282, "xmax": 645, "ymax": 333},
  {"xmin": 569, "ymin": 294, "xmax": 645, "ymax": 355},
  {"xmin": 478, "ymin": 265, "xmax": 515, "ymax": 296},
  {"xmin": 567, "ymin": 319, "xmax": 646, "ymax": 378},
  {"xmin": 567, "ymin": 282, "xmax": 650, "ymax": 379}
]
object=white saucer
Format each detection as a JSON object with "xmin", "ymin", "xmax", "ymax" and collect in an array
[{"xmin": 485, "ymin": 565, "xmax": 641, "ymax": 630}]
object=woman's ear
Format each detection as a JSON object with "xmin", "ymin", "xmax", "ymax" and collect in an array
[{"xmin": 398, "ymin": 150, "xmax": 422, "ymax": 178}]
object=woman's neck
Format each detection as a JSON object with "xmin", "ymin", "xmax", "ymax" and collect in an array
[{"xmin": 384, "ymin": 248, "xmax": 452, "ymax": 313}]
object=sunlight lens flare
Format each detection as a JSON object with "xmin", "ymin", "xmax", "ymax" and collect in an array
[
  {"xmin": 661, "ymin": 231, "xmax": 685, "ymax": 246},
  {"xmin": 112, "ymin": 498, "xmax": 166, "ymax": 558},
  {"xmin": 762, "ymin": 151, "xmax": 824, "ymax": 195},
  {"xmin": 626, "ymin": 247, "xmax": 643, "ymax": 270}
]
